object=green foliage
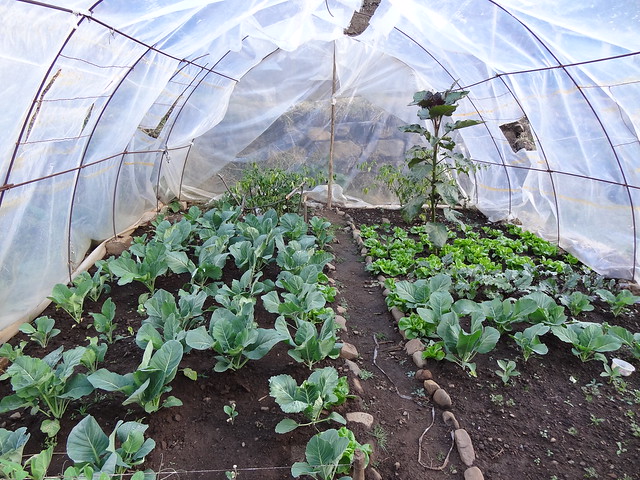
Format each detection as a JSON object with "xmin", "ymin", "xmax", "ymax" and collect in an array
[
  {"xmin": 47, "ymin": 275, "xmax": 95, "ymax": 324},
  {"xmin": 480, "ymin": 297, "xmax": 535, "ymax": 333},
  {"xmin": 224, "ymin": 401, "xmax": 238, "ymax": 425},
  {"xmin": 605, "ymin": 325, "xmax": 640, "ymax": 359},
  {"xmin": 275, "ymin": 317, "xmax": 341, "ymax": 370},
  {"xmin": 335, "ymin": 427, "xmax": 372, "ymax": 475},
  {"xmin": 106, "ymin": 240, "xmax": 168, "ymax": 294},
  {"xmin": 66, "ymin": 415, "xmax": 155, "ymax": 479},
  {"xmin": 399, "ymin": 87, "xmax": 482, "ymax": 223},
  {"xmin": 309, "ymin": 216, "xmax": 336, "ymax": 250},
  {"xmin": 386, "ymin": 274, "xmax": 452, "ymax": 311},
  {"xmin": 228, "ymin": 163, "xmax": 320, "ymax": 215},
  {"xmin": 291, "ymin": 429, "xmax": 352, "ymax": 480},
  {"xmin": 596, "ymin": 289, "xmax": 640, "ymax": 317},
  {"xmin": 18, "ymin": 316, "xmax": 60, "ymax": 348},
  {"xmin": 185, "ymin": 303, "xmax": 283, "ymax": 372},
  {"xmin": 358, "ymin": 160, "xmax": 429, "ymax": 207},
  {"xmin": 559, "ymin": 291, "xmax": 594, "ymax": 317},
  {"xmin": 520, "ymin": 292, "xmax": 568, "ymax": 326},
  {"xmin": 511, "ymin": 324, "xmax": 550, "ymax": 362},
  {"xmin": 436, "ymin": 314, "xmax": 500, "ymax": 377},
  {"xmin": 0, "ymin": 346, "xmax": 94, "ymax": 437},
  {"xmin": 551, "ymin": 323, "xmax": 622, "ymax": 362},
  {"xmin": 421, "ymin": 340, "xmax": 446, "ymax": 361},
  {"xmin": 89, "ymin": 298, "xmax": 117, "ymax": 344},
  {"xmin": 88, "ymin": 340, "xmax": 183, "ymax": 413},
  {"xmin": 80, "ymin": 337, "xmax": 107, "ymax": 373},
  {"xmin": 495, "ymin": 359, "xmax": 520, "ymax": 385},
  {"xmin": 136, "ymin": 288, "xmax": 208, "ymax": 352},
  {"xmin": 269, "ymin": 367, "xmax": 348, "ymax": 433},
  {"xmin": 0, "ymin": 428, "xmax": 52, "ymax": 480}
]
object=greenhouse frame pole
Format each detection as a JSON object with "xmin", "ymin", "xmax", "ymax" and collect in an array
[{"xmin": 327, "ymin": 41, "xmax": 337, "ymax": 208}]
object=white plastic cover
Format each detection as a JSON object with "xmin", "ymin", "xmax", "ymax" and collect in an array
[{"xmin": 0, "ymin": 0, "xmax": 639, "ymax": 329}]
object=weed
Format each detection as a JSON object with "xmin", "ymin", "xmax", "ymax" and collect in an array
[
  {"xmin": 567, "ymin": 426, "xmax": 579, "ymax": 436},
  {"xmin": 371, "ymin": 425, "xmax": 388, "ymax": 451},
  {"xmin": 583, "ymin": 466, "xmax": 598, "ymax": 478},
  {"xmin": 374, "ymin": 332, "xmax": 387, "ymax": 341},
  {"xmin": 533, "ymin": 457, "xmax": 541, "ymax": 465},
  {"xmin": 490, "ymin": 394, "xmax": 504, "ymax": 407},
  {"xmin": 581, "ymin": 380, "xmax": 602, "ymax": 401},
  {"xmin": 589, "ymin": 414, "xmax": 604, "ymax": 426},
  {"xmin": 224, "ymin": 401, "xmax": 238, "ymax": 425},
  {"xmin": 616, "ymin": 441, "xmax": 627, "ymax": 455},
  {"xmin": 539, "ymin": 429, "xmax": 549, "ymax": 439},
  {"xmin": 358, "ymin": 369, "xmax": 374, "ymax": 380}
]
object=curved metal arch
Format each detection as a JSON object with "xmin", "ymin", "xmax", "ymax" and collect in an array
[
  {"xmin": 152, "ymin": 63, "xmax": 215, "ymax": 207},
  {"xmin": 66, "ymin": 45, "xmax": 153, "ymax": 277},
  {"xmin": 487, "ymin": 0, "xmax": 638, "ymax": 278},
  {"xmin": 393, "ymin": 27, "xmax": 514, "ymax": 216},
  {"xmin": 0, "ymin": 0, "xmax": 105, "ymax": 211},
  {"xmin": 174, "ymin": 40, "xmax": 279, "ymax": 202},
  {"xmin": 496, "ymin": 76, "xmax": 560, "ymax": 241}
]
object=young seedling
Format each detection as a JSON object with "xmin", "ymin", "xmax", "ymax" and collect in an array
[
  {"xmin": 18, "ymin": 316, "xmax": 60, "ymax": 348},
  {"xmin": 495, "ymin": 359, "xmax": 520, "ymax": 385},
  {"xmin": 89, "ymin": 298, "xmax": 117, "ymax": 344},
  {"xmin": 224, "ymin": 401, "xmax": 238, "ymax": 425}
]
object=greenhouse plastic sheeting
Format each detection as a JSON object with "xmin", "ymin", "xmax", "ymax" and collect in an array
[{"xmin": 0, "ymin": 0, "xmax": 639, "ymax": 330}]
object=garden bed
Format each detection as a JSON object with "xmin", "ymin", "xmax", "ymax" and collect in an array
[{"xmin": 1, "ymin": 204, "xmax": 639, "ymax": 480}]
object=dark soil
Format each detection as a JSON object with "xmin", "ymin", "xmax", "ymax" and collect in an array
[{"xmin": 1, "ymin": 205, "xmax": 639, "ymax": 480}]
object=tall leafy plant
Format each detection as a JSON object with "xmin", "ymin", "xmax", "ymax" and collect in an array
[{"xmin": 399, "ymin": 87, "xmax": 482, "ymax": 225}]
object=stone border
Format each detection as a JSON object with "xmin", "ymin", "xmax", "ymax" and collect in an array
[{"xmin": 340, "ymin": 208, "xmax": 486, "ymax": 480}]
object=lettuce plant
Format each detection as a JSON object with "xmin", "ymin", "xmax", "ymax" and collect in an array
[
  {"xmin": 88, "ymin": 340, "xmax": 183, "ymax": 413},
  {"xmin": 269, "ymin": 367, "xmax": 348, "ymax": 433},
  {"xmin": 0, "ymin": 346, "xmax": 94, "ymax": 437}
]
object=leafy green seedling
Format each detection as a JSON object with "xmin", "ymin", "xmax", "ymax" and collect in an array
[
  {"xmin": 89, "ymin": 340, "xmax": 183, "ymax": 413},
  {"xmin": 495, "ymin": 359, "xmax": 520, "ymax": 385},
  {"xmin": 595, "ymin": 289, "xmax": 640, "ymax": 317},
  {"xmin": 185, "ymin": 303, "xmax": 283, "ymax": 372},
  {"xmin": 559, "ymin": 291, "xmax": 594, "ymax": 317},
  {"xmin": 47, "ymin": 275, "xmax": 94, "ymax": 323},
  {"xmin": 606, "ymin": 325, "xmax": 640, "ymax": 359},
  {"xmin": 0, "ymin": 346, "xmax": 94, "ymax": 437},
  {"xmin": 421, "ymin": 340, "xmax": 446, "ymax": 360},
  {"xmin": 436, "ymin": 313, "xmax": 500, "ymax": 377},
  {"xmin": 511, "ymin": 324, "xmax": 550, "ymax": 362},
  {"xmin": 106, "ymin": 240, "xmax": 168, "ymax": 294},
  {"xmin": 90, "ymin": 298, "xmax": 117, "ymax": 344},
  {"xmin": 309, "ymin": 216, "xmax": 335, "ymax": 249},
  {"xmin": 551, "ymin": 323, "xmax": 622, "ymax": 362},
  {"xmin": 0, "ymin": 427, "xmax": 52, "ymax": 480},
  {"xmin": 19, "ymin": 316, "xmax": 60, "ymax": 348},
  {"xmin": 291, "ymin": 428, "xmax": 371, "ymax": 480},
  {"xmin": 80, "ymin": 337, "xmax": 108, "ymax": 373},
  {"xmin": 66, "ymin": 415, "xmax": 155, "ymax": 479},
  {"xmin": 224, "ymin": 401, "xmax": 238, "ymax": 425},
  {"xmin": 274, "ymin": 317, "xmax": 341, "ymax": 370},
  {"xmin": 269, "ymin": 367, "xmax": 348, "ymax": 434}
]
